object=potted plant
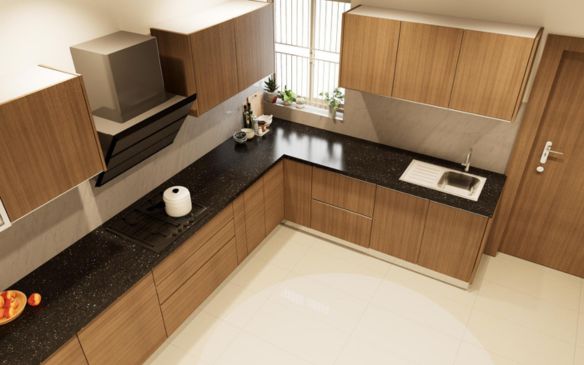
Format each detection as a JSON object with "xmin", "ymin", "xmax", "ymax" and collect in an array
[
  {"xmin": 263, "ymin": 74, "xmax": 279, "ymax": 103},
  {"xmin": 278, "ymin": 85, "xmax": 296, "ymax": 106},
  {"xmin": 295, "ymin": 96, "xmax": 306, "ymax": 109},
  {"xmin": 320, "ymin": 88, "xmax": 344, "ymax": 119}
]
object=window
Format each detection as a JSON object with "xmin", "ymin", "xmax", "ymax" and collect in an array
[{"xmin": 274, "ymin": 0, "xmax": 350, "ymax": 107}]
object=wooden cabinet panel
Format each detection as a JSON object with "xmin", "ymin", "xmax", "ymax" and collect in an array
[
  {"xmin": 370, "ymin": 187, "xmax": 429, "ymax": 263},
  {"xmin": 264, "ymin": 161, "xmax": 284, "ymax": 233},
  {"xmin": 233, "ymin": 195, "xmax": 249, "ymax": 263},
  {"xmin": 155, "ymin": 220, "xmax": 235, "ymax": 303},
  {"xmin": 160, "ymin": 239, "xmax": 238, "ymax": 334},
  {"xmin": 312, "ymin": 168, "xmax": 376, "ymax": 217},
  {"xmin": 339, "ymin": 13, "xmax": 400, "ymax": 97},
  {"xmin": 150, "ymin": 29, "xmax": 196, "ymax": 97},
  {"xmin": 153, "ymin": 205, "xmax": 233, "ymax": 287},
  {"xmin": 244, "ymin": 178, "xmax": 266, "ymax": 252},
  {"xmin": 43, "ymin": 337, "xmax": 87, "ymax": 365},
  {"xmin": 0, "ymin": 74, "xmax": 105, "ymax": 221},
  {"xmin": 450, "ymin": 30, "xmax": 539, "ymax": 120},
  {"xmin": 311, "ymin": 200, "xmax": 372, "ymax": 248},
  {"xmin": 190, "ymin": 20, "xmax": 239, "ymax": 115},
  {"xmin": 235, "ymin": 4, "xmax": 275, "ymax": 92},
  {"xmin": 393, "ymin": 22, "xmax": 463, "ymax": 107},
  {"xmin": 284, "ymin": 159, "xmax": 313, "ymax": 226},
  {"xmin": 77, "ymin": 274, "xmax": 166, "ymax": 365},
  {"xmin": 417, "ymin": 202, "xmax": 488, "ymax": 281}
]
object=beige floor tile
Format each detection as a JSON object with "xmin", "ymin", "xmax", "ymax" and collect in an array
[
  {"xmin": 334, "ymin": 333, "xmax": 416, "ymax": 365},
  {"xmin": 474, "ymin": 280, "xmax": 579, "ymax": 343},
  {"xmin": 478, "ymin": 254, "xmax": 582, "ymax": 311},
  {"xmin": 464, "ymin": 308, "xmax": 575, "ymax": 365},
  {"xmin": 228, "ymin": 253, "xmax": 290, "ymax": 294},
  {"xmin": 145, "ymin": 341, "xmax": 213, "ymax": 365},
  {"xmin": 215, "ymin": 334, "xmax": 313, "ymax": 365},
  {"xmin": 454, "ymin": 341, "xmax": 520, "ymax": 365},
  {"xmin": 251, "ymin": 226, "xmax": 312, "ymax": 270},
  {"xmin": 575, "ymin": 346, "xmax": 584, "ymax": 365}
]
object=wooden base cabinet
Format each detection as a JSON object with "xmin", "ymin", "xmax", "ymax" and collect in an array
[
  {"xmin": 244, "ymin": 178, "xmax": 267, "ymax": 252},
  {"xmin": 43, "ymin": 337, "xmax": 88, "ymax": 365},
  {"xmin": 284, "ymin": 160, "xmax": 312, "ymax": 226},
  {"xmin": 77, "ymin": 274, "xmax": 167, "ymax": 365},
  {"xmin": 264, "ymin": 162, "xmax": 285, "ymax": 233},
  {"xmin": 417, "ymin": 202, "xmax": 489, "ymax": 281},
  {"xmin": 311, "ymin": 200, "xmax": 372, "ymax": 248}
]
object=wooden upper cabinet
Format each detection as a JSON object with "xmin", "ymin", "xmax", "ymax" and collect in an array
[
  {"xmin": 393, "ymin": 22, "xmax": 463, "ymax": 107},
  {"xmin": 152, "ymin": 1, "xmax": 274, "ymax": 116},
  {"xmin": 0, "ymin": 66, "xmax": 105, "ymax": 222},
  {"xmin": 339, "ymin": 13, "xmax": 400, "ymax": 97},
  {"xmin": 417, "ymin": 202, "xmax": 489, "ymax": 281},
  {"xmin": 450, "ymin": 30, "xmax": 541, "ymax": 120},
  {"xmin": 235, "ymin": 3, "xmax": 275, "ymax": 92}
]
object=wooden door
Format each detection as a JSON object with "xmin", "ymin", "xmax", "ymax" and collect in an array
[
  {"xmin": 450, "ymin": 30, "xmax": 539, "ymax": 120},
  {"xmin": 339, "ymin": 13, "xmax": 400, "ymax": 97},
  {"xmin": 370, "ymin": 187, "xmax": 429, "ymax": 263},
  {"xmin": 264, "ymin": 162, "xmax": 284, "ymax": 233},
  {"xmin": 501, "ymin": 43, "xmax": 584, "ymax": 277},
  {"xmin": 190, "ymin": 20, "xmax": 239, "ymax": 115},
  {"xmin": 244, "ymin": 178, "xmax": 266, "ymax": 252},
  {"xmin": 417, "ymin": 203, "xmax": 488, "ymax": 281},
  {"xmin": 235, "ymin": 4, "xmax": 275, "ymax": 92},
  {"xmin": 284, "ymin": 159, "xmax": 312, "ymax": 226}
]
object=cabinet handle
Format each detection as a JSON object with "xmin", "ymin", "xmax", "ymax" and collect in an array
[{"xmin": 0, "ymin": 196, "xmax": 12, "ymax": 232}]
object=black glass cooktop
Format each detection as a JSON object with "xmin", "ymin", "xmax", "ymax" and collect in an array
[{"xmin": 106, "ymin": 192, "xmax": 207, "ymax": 253}]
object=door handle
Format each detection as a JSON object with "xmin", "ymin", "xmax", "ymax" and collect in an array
[{"xmin": 537, "ymin": 141, "xmax": 565, "ymax": 173}]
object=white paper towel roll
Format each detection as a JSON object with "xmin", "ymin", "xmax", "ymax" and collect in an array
[{"xmin": 163, "ymin": 186, "xmax": 192, "ymax": 217}]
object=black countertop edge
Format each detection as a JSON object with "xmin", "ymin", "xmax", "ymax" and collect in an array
[{"xmin": 0, "ymin": 118, "xmax": 505, "ymax": 364}]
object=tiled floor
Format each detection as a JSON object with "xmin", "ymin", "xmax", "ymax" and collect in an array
[{"xmin": 146, "ymin": 225, "xmax": 584, "ymax": 365}]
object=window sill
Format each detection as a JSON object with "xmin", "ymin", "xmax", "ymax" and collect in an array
[{"xmin": 264, "ymin": 100, "xmax": 344, "ymax": 123}]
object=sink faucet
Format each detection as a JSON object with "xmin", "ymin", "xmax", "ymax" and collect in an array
[{"xmin": 462, "ymin": 149, "xmax": 473, "ymax": 172}]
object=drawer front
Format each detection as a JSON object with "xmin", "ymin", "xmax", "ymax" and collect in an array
[
  {"xmin": 153, "ymin": 205, "xmax": 233, "ymax": 285},
  {"xmin": 156, "ymin": 219, "xmax": 235, "ymax": 303},
  {"xmin": 161, "ymin": 239, "xmax": 238, "ymax": 334},
  {"xmin": 312, "ymin": 168, "xmax": 376, "ymax": 217},
  {"xmin": 311, "ymin": 200, "xmax": 372, "ymax": 247},
  {"xmin": 77, "ymin": 274, "xmax": 166, "ymax": 365}
]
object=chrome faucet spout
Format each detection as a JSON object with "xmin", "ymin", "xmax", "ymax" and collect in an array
[{"xmin": 462, "ymin": 149, "xmax": 473, "ymax": 172}]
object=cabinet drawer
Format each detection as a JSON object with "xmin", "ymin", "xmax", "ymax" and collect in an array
[
  {"xmin": 155, "ymin": 219, "xmax": 235, "ymax": 303},
  {"xmin": 77, "ymin": 274, "xmax": 166, "ymax": 365},
  {"xmin": 311, "ymin": 200, "xmax": 372, "ymax": 247},
  {"xmin": 153, "ymin": 205, "xmax": 232, "ymax": 289},
  {"xmin": 161, "ymin": 239, "xmax": 238, "ymax": 334},
  {"xmin": 312, "ymin": 168, "xmax": 376, "ymax": 217}
]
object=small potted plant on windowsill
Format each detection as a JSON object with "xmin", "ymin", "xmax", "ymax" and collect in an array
[
  {"xmin": 278, "ymin": 85, "xmax": 296, "ymax": 106},
  {"xmin": 320, "ymin": 88, "xmax": 344, "ymax": 120},
  {"xmin": 263, "ymin": 74, "xmax": 279, "ymax": 103}
]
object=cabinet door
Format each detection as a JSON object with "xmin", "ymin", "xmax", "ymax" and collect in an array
[
  {"xmin": 339, "ymin": 13, "xmax": 400, "ymax": 97},
  {"xmin": 235, "ymin": 4, "xmax": 275, "ymax": 92},
  {"xmin": 264, "ymin": 161, "xmax": 284, "ymax": 233},
  {"xmin": 0, "ymin": 76, "xmax": 105, "ymax": 221},
  {"xmin": 393, "ymin": 22, "xmax": 463, "ymax": 107},
  {"xmin": 417, "ymin": 202, "xmax": 488, "ymax": 281},
  {"xmin": 244, "ymin": 178, "xmax": 266, "ymax": 252},
  {"xmin": 43, "ymin": 337, "xmax": 87, "ymax": 365},
  {"xmin": 311, "ymin": 200, "xmax": 372, "ymax": 248},
  {"xmin": 284, "ymin": 159, "xmax": 312, "ymax": 226},
  {"xmin": 449, "ymin": 30, "xmax": 538, "ymax": 120},
  {"xmin": 77, "ymin": 274, "xmax": 167, "ymax": 365},
  {"xmin": 233, "ymin": 195, "xmax": 249, "ymax": 263},
  {"xmin": 370, "ymin": 187, "xmax": 429, "ymax": 263},
  {"xmin": 190, "ymin": 20, "xmax": 239, "ymax": 115},
  {"xmin": 150, "ymin": 29, "xmax": 196, "ymax": 97}
]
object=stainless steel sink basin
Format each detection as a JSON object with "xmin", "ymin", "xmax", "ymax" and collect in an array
[
  {"xmin": 400, "ymin": 160, "xmax": 487, "ymax": 201},
  {"xmin": 438, "ymin": 171, "xmax": 481, "ymax": 193}
]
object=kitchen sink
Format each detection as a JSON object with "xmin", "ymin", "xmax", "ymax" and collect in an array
[{"xmin": 400, "ymin": 160, "xmax": 487, "ymax": 201}]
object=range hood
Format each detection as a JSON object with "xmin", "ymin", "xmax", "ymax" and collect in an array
[{"xmin": 70, "ymin": 31, "xmax": 196, "ymax": 186}]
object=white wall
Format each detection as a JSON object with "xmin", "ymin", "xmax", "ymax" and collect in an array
[{"xmin": 0, "ymin": 0, "xmax": 259, "ymax": 289}]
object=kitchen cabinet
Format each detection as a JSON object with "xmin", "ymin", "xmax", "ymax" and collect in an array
[
  {"xmin": 284, "ymin": 159, "xmax": 313, "ymax": 226},
  {"xmin": 0, "ymin": 66, "xmax": 105, "ymax": 223},
  {"xmin": 244, "ymin": 178, "xmax": 266, "ymax": 252},
  {"xmin": 311, "ymin": 200, "xmax": 372, "ymax": 248},
  {"xmin": 339, "ymin": 6, "xmax": 541, "ymax": 121},
  {"xmin": 312, "ymin": 167, "xmax": 376, "ymax": 217},
  {"xmin": 417, "ymin": 202, "xmax": 489, "ymax": 281},
  {"xmin": 264, "ymin": 162, "xmax": 285, "ymax": 234},
  {"xmin": 370, "ymin": 186, "xmax": 429, "ymax": 263},
  {"xmin": 449, "ymin": 30, "xmax": 541, "ymax": 120},
  {"xmin": 339, "ymin": 12, "xmax": 400, "ymax": 97},
  {"xmin": 233, "ymin": 195, "xmax": 249, "ymax": 263},
  {"xmin": 42, "ymin": 337, "xmax": 87, "ymax": 365},
  {"xmin": 77, "ymin": 274, "xmax": 167, "ymax": 365},
  {"xmin": 393, "ymin": 22, "xmax": 463, "ymax": 107},
  {"xmin": 151, "ymin": 1, "xmax": 274, "ymax": 116}
]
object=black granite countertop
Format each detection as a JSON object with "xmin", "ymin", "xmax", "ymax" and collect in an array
[{"xmin": 0, "ymin": 118, "xmax": 505, "ymax": 364}]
